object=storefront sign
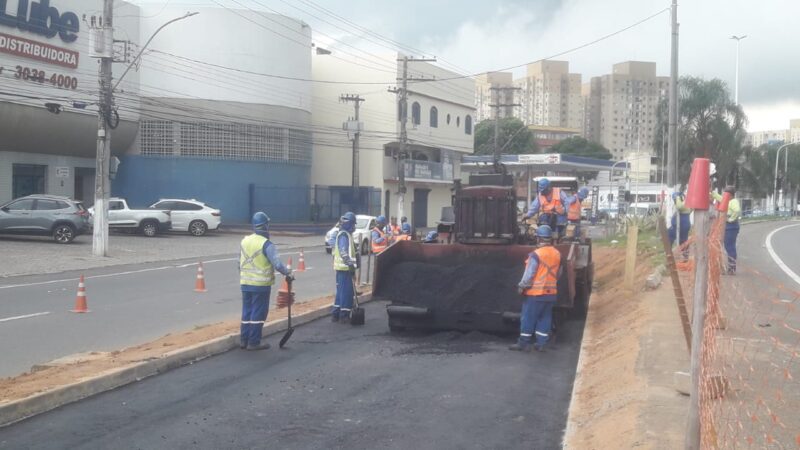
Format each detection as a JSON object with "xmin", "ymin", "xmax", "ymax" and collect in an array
[
  {"xmin": 0, "ymin": 31, "xmax": 78, "ymax": 68},
  {"xmin": 0, "ymin": 0, "xmax": 80, "ymax": 43},
  {"xmin": 55, "ymin": 166, "xmax": 69, "ymax": 177},
  {"xmin": 518, "ymin": 154, "xmax": 561, "ymax": 165}
]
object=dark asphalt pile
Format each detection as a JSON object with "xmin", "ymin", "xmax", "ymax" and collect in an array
[{"xmin": 380, "ymin": 261, "xmax": 525, "ymax": 312}]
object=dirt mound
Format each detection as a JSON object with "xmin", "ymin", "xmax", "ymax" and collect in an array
[{"xmin": 380, "ymin": 261, "xmax": 525, "ymax": 312}]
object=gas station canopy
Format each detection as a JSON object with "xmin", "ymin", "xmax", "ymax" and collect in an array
[{"xmin": 461, "ymin": 153, "xmax": 628, "ymax": 173}]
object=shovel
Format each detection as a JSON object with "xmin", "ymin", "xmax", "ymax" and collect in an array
[
  {"xmin": 279, "ymin": 277, "xmax": 295, "ymax": 349},
  {"xmin": 350, "ymin": 275, "xmax": 365, "ymax": 326}
]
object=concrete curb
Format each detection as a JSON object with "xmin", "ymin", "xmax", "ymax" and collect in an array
[
  {"xmin": 561, "ymin": 295, "xmax": 593, "ymax": 449},
  {"xmin": 0, "ymin": 294, "xmax": 373, "ymax": 428}
]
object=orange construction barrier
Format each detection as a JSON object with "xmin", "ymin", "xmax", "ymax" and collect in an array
[
  {"xmin": 296, "ymin": 249, "xmax": 306, "ymax": 272},
  {"xmin": 71, "ymin": 275, "xmax": 90, "ymax": 313},
  {"xmin": 194, "ymin": 262, "xmax": 208, "ymax": 293}
]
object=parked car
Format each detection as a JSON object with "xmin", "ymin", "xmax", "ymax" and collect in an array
[
  {"xmin": 324, "ymin": 214, "xmax": 376, "ymax": 255},
  {"xmin": 148, "ymin": 199, "xmax": 221, "ymax": 236},
  {"xmin": 0, "ymin": 195, "xmax": 90, "ymax": 243},
  {"xmin": 89, "ymin": 198, "xmax": 171, "ymax": 237}
]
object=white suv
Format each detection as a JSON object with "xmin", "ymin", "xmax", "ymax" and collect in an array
[{"xmin": 149, "ymin": 199, "xmax": 221, "ymax": 236}]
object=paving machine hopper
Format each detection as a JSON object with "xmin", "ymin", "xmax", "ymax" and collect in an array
[{"xmin": 374, "ymin": 174, "xmax": 593, "ymax": 334}]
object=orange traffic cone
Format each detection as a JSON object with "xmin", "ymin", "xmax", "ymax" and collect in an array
[
  {"xmin": 276, "ymin": 277, "xmax": 294, "ymax": 308},
  {"xmin": 287, "ymin": 256, "xmax": 293, "ymax": 272},
  {"xmin": 296, "ymin": 249, "xmax": 306, "ymax": 272},
  {"xmin": 194, "ymin": 262, "xmax": 207, "ymax": 293},
  {"xmin": 71, "ymin": 275, "xmax": 90, "ymax": 313}
]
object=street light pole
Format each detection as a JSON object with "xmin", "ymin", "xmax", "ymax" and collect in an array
[
  {"xmin": 774, "ymin": 142, "xmax": 797, "ymax": 213},
  {"xmin": 730, "ymin": 35, "xmax": 747, "ymax": 104}
]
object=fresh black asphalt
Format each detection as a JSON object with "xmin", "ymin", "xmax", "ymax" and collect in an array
[{"xmin": 0, "ymin": 301, "xmax": 585, "ymax": 450}]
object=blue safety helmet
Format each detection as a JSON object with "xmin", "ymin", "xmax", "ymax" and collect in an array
[
  {"xmin": 376, "ymin": 215, "xmax": 387, "ymax": 226},
  {"xmin": 538, "ymin": 178, "xmax": 551, "ymax": 192},
  {"xmin": 672, "ymin": 191, "xmax": 684, "ymax": 201},
  {"xmin": 252, "ymin": 211, "xmax": 270, "ymax": 232},
  {"xmin": 578, "ymin": 187, "xmax": 589, "ymax": 200},
  {"xmin": 424, "ymin": 230, "xmax": 439, "ymax": 242},
  {"xmin": 536, "ymin": 225, "xmax": 553, "ymax": 239},
  {"xmin": 401, "ymin": 216, "xmax": 408, "ymax": 223},
  {"xmin": 340, "ymin": 211, "xmax": 356, "ymax": 232}
]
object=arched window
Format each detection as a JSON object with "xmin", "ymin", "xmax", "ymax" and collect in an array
[
  {"xmin": 465, "ymin": 115, "xmax": 473, "ymax": 135},
  {"xmin": 429, "ymin": 107, "xmax": 438, "ymax": 128},
  {"xmin": 456, "ymin": 116, "xmax": 461, "ymax": 127},
  {"xmin": 446, "ymin": 114, "xmax": 451, "ymax": 125},
  {"xmin": 411, "ymin": 102, "xmax": 421, "ymax": 125}
]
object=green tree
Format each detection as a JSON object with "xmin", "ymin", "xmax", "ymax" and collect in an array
[
  {"xmin": 740, "ymin": 143, "xmax": 800, "ymax": 200},
  {"xmin": 549, "ymin": 136, "xmax": 612, "ymax": 160},
  {"xmin": 473, "ymin": 117, "xmax": 538, "ymax": 155},
  {"xmin": 654, "ymin": 76, "xmax": 747, "ymax": 189}
]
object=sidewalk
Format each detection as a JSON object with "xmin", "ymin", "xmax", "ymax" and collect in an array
[{"xmin": 0, "ymin": 233, "xmax": 323, "ymax": 279}]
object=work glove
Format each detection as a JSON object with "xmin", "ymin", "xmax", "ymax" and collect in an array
[
  {"xmin": 349, "ymin": 265, "xmax": 357, "ymax": 274},
  {"xmin": 517, "ymin": 287, "xmax": 526, "ymax": 296},
  {"xmin": 285, "ymin": 274, "xmax": 295, "ymax": 282}
]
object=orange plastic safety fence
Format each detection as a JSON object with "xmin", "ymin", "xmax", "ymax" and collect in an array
[{"xmin": 676, "ymin": 214, "xmax": 800, "ymax": 448}]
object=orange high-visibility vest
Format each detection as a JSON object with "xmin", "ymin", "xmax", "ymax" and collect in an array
[
  {"xmin": 523, "ymin": 246, "xmax": 562, "ymax": 297},
  {"xmin": 539, "ymin": 188, "xmax": 565, "ymax": 215},
  {"xmin": 371, "ymin": 227, "xmax": 388, "ymax": 253},
  {"xmin": 567, "ymin": 199, "xmax": 582, "ymax": 221}
]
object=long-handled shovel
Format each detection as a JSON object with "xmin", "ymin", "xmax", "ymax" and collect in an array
[
  {"xmin": 350, "ymin": 275, "xmax": 365, "ymax": 326},
  {"xmin": 279, "ymin": 277, "xmax": 295, "ymax": 348}
]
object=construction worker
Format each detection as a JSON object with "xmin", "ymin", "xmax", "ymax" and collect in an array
[
  {"xmin": 332, "ymin": 211, "xmax": 360, "ymax": 323},
  {"xmin": 400, "ymin": 216, "xmax": 412, "ymax": 236},
  {"xmin": 668, "ymin": 191, "xmax": 693, "ymax": 251},
  {"xmin": 523, "ymin": 178, "xmax": 568, "ymax": 237},
  {"xmin": 371, "ymin": 215, "xmax": 390, "ymax": 254},
  {"xmin": 239, "ymin": 212, "xmax": 293, "ymax": 351},
  {"xmin": 389, "ymin": 216, "xmax": 401, "ymax": 237},
  {"xmin": 564, "ymin": 187, "xmax": 589, "ymax": 239},
  {"xmin": 712, "ymin": 186, "xmax": 741, "ymax": 274},
  {"xmin": 423, "ymin": 230, "xmax": 439, "ymax": 243},
  {"xmin": 510, "ymin": 225, "xmax": 562, "ymax": 353}
]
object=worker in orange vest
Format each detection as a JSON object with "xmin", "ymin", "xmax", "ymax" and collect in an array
[
  {"xmin": 564, "ymin": 187, "xmax": 589, "ymax": 239},
  {"xmin": 523, "ymin": 178, "xmax": 568, "ymax": 237},
  {"xmin": 510, "ymin": 225, "xmax": 562, "ymax": 352},
  {"xmin": 371, "ymin": 215, "xmax": 390, "ymax": 254}
]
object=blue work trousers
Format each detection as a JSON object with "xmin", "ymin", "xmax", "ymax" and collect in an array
[
  {"xmin": 240, "ymin": 289, "xmax": 271, "ymax": 347},
  {"xmin": 669, "ymin": 213, "xmax": 692, "ymax": 247},
  {"xmin": 332, "ymin": 270, "xmax": 354, "ymax": 318},
  {"xmin": 519, "ymin": 297, "xmax": 554, "ymax": 348},
  {"xmin": 724, "ymin": 221, "xmax": 740, "ymax": 273}
]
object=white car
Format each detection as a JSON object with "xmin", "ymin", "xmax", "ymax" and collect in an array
[
  {"xmin": 148, "ymin": 199, "xmax": 221, "ymax": 236},
  {"xmin": 324, "ymin": 214, "xmax": 376, "ymax": 255}
]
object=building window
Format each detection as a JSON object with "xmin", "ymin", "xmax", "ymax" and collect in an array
[
  {"xmin": 465, "ymin": 115, "xmax": 472, "ymax": 135},
  {"xmin": 411, "ymin": 102, "xmax": 421, "ymax": 125},
  {"xmin": 446, "ymin": 114, "xmax": 451, "ymax": 125},
  {"xmin": 430, "ymin": 107, "xmax": 438, "ymax": 128},
  {"xmin": 456, "ymin": 116, "xmax": 461, "ymax": 127}
]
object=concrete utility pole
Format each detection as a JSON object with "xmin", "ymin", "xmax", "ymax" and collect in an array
[
  {"xmin": 667, "ymin": 0, "xmax": 679, "ymax": 189},
  {"xmin": 730, "ymin": 35, "xmax": 747, "ymax": 105},
  {"xmin": 392, "ymin": 56, "xmax": 435, "ymax": 221},
  {"xmin": 92, "ymin": 0, "xmax": 114, "ymax": 257},
  {"xmin": 340, "ymin": 94, "xmax": 365, "ymax": 196},
  {"xmin": 488, "ymin": 86, "xmax": 521, "ymax": 165}
]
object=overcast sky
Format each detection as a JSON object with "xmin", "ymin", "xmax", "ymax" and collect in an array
[{"xmin": 133, "ymin": 0, "xmax": 800, "ymax": 131}]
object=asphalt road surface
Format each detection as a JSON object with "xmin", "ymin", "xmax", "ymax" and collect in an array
[
  {"xmin": 0, "ymin": 247, "xmax": 337, "ymax": 378},
  {"xmin": 0, "ymin": 301, "xmax": 585, "ymax": 450}
]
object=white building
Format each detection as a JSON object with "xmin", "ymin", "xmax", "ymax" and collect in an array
[
  {"xmin": 746, "ymin": 119, "xmax": 800, "ymax": 147},
  {"xmin": 514, "ymin": 61, "xmax": 583, "ymax": 131},
  {"xmin": 475, "ymin": 72, "xmax": 515, "ymax": 122},
  {"xmin": 311, "ymin": 53, "xmax": 475, "ymax": 228}
]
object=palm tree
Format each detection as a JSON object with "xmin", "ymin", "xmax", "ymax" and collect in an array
[{"xmin": 655, "ymin": 76, "xmax": 748, "ymax": 189}]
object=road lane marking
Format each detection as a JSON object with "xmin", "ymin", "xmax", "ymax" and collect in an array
[
  {"xmin": 765, "ymin": 223, "xmax": 800, "ymax": 288},
  {"xmin": 0, "ymin": 311, "xmax": 50, "ymax": 322}
]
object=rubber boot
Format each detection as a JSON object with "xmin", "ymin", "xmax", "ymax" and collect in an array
[
  {"xmin": 508, "ymin": 343, "xmax": 531, "ymax": 352},
  {"xmin": 331, "ymin": 314, "xmax": 340, "ymax": 323},
  {"xmin": 247, "ymin": 342, "xmax": 271, "ymax": 351},
  {"xmin": 340, "ymin": 315, "xmax": 351, "ymax": 325}
]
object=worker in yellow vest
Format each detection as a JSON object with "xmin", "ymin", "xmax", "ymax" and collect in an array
[
  {"xmin": 510, "ymin": 225, "xmax": 562, "ymax": 352},
  {"xmin": 332, "ymin": 212, "xmax": 360, "ymax": 323},
  {"xmin": 239, "ymin": 212, "xmax": 293, "ymax": 351},
  {"xmin": 712, "ymin": 186, "xmax": 741, "ymax": 274}
]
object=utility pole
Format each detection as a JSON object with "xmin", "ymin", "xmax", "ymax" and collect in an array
[
  {"xmin": 340, "ymin": 94, "xmax": 365, "ymax": 196},
  {"xmin": 667, "ymin": 0, "xmax": 679, "ymax": 189},
  {"xmin": 91, "ymin": 0, "xmax": 114, "ymax": 257},
  {"xmin": 390, "ymin": 56, "xmax": 435, "ymax": 221},
  {"xmin": 489, "ymin": 86, "xmax": 521, "ymax": 165}
]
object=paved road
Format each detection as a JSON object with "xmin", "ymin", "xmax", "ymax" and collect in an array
[
  {"xmin": 0, "ymin": 301, "xmax": 585, "ymax": 450},
  {"xmin": 0, "ymin": 246, "xmax": 340, "ymax": 378}
]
